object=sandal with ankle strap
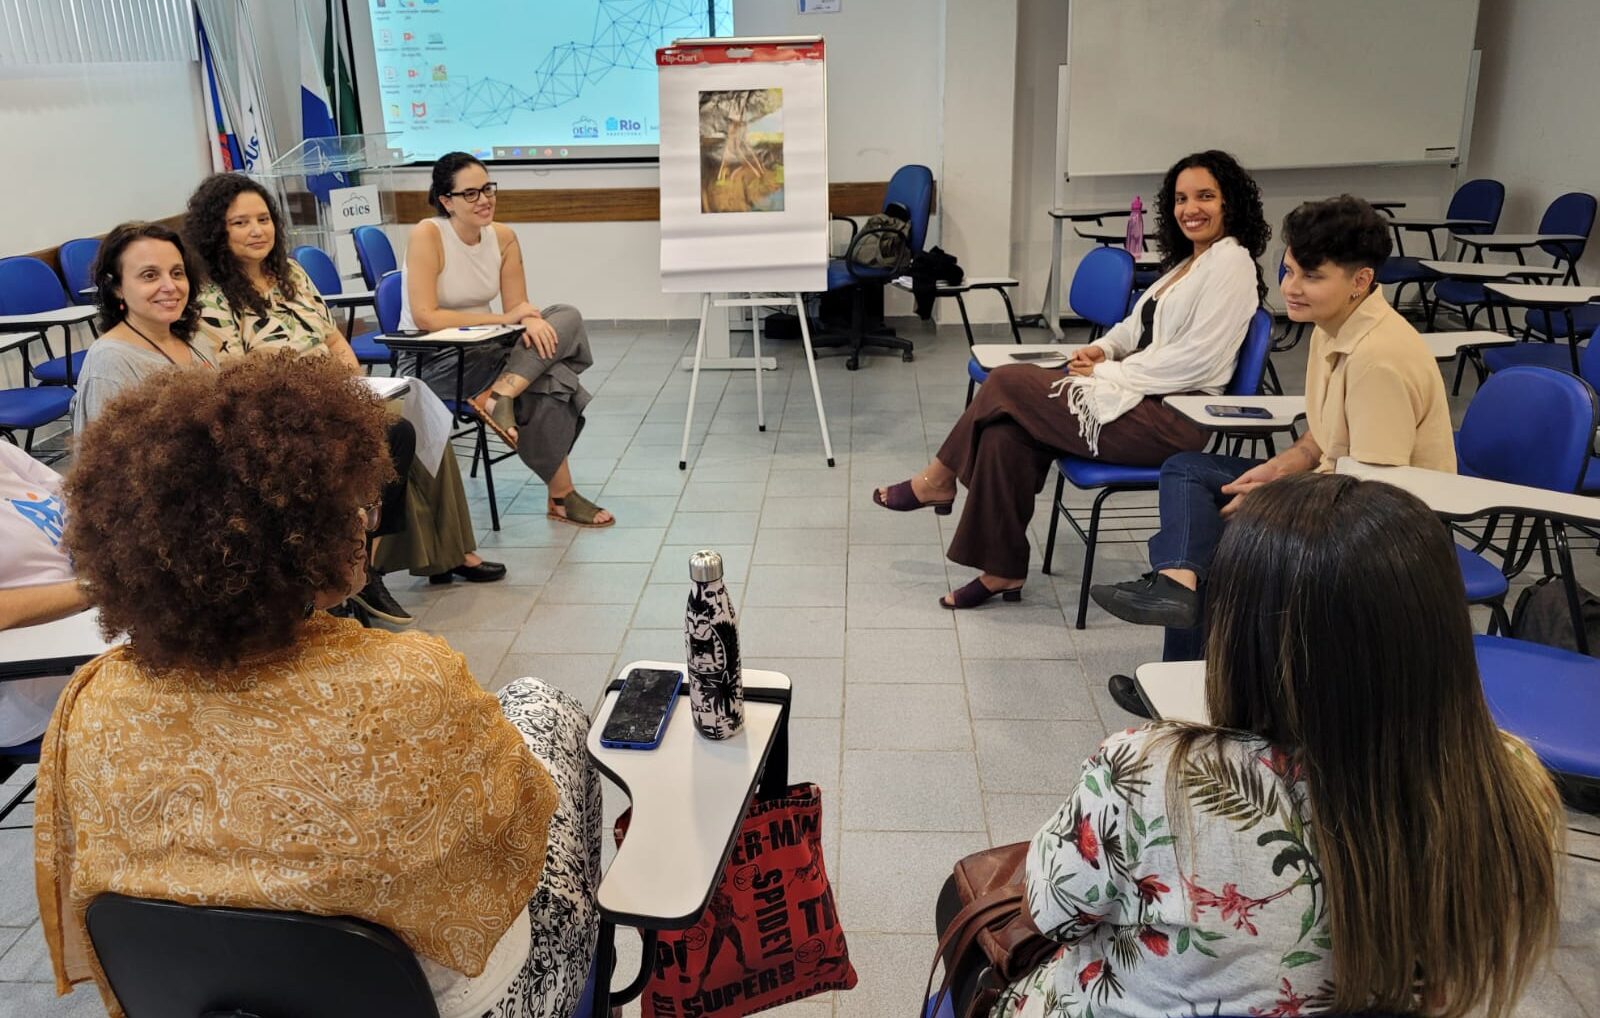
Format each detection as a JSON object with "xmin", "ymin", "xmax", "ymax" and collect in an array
[
  {"xmin": 548, "ymin": 490, "xmax": 614, "ymax": 528},
  {"xmin": 467, "ymin": 390, "xmax": 519, "ymax": 447}
]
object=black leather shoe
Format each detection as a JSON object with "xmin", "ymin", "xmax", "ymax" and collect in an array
[
  {"xmin": 1090, "ymin": 572, "xmax": 1200, "ymax": 629},
  {"xmin": 428, "ymin": 560, "xmax": 508, "ymax": 585},
  {"xmin": 1108, "ymin": 674, "xmax": 1153, "ymax": 719},
  {"xmin": 350, "ymin": 572, "xmax": 414, "ymax": 625}
]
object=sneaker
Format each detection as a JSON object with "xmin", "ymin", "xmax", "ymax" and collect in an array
[
  {"xmin": 1107, "ymin": 674, "xmax": 1154, "ymax": 719},
  {"xmin": 1090, "ymin": 572, "xmax": 1200, "ymax": 629},
  {"xmin": 350, "ymin": 571, "xmax": 414, "ymax": 626}
]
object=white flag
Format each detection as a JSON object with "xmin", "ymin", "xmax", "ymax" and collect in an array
[{"xmin": 234, "ymin": 16, "xmax": 269, "ymax": 172}]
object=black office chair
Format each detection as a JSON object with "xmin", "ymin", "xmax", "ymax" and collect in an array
[{"xmin": 86, "ymin": 894, "xmax": 441, "ymax": 1018}]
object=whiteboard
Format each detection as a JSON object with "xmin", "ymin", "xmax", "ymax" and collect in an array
[{"xmin": 1064, "ymin": 0, "xmax": 1480, "ymax": 177}]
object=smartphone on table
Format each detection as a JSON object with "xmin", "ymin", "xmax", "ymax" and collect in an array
[
  {"xmin": 598, "ymin": 666, "xmax": 685, "ymax": 750},
  {"xmin": 1204, "ymin": 404, "xmax": 1274, "ymax": 420},
  {"xmin": 1009, "ymin": 350, "xmax": 1068, "ymax": 362}
]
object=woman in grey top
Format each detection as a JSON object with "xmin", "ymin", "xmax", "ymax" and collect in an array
[{"xmin": 71, "ymin": 221, "xmax": 216, "ymax": 432}]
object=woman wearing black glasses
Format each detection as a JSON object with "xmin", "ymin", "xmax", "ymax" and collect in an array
[{"xmin": 400, "ymin": 152, "xmax": 612, "ymax": 528}]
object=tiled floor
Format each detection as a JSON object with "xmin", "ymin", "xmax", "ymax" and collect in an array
[{"xmin": 1, "ymin": 317, "xmax": 1596, "ymax": 1017}]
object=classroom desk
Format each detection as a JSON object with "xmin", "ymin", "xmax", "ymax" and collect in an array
[
  {"xmin": 587, "ymin": 661, "xmax": 792, "ymax": 1014},
  {"xmin": 0, "ymin": 609, "xmax": 115, "ymax": 682},
  {"xmin": 1481, "ymin": 283, "xmax": 1600, "ymax": 373},
  {"xmin": 890, "ymin": 276, "xmax": 1022, "ymax": 347},
  {"xmin": 969, "ymin": 342, "xmax": 1082, "ymax": 370},
  {"xmin": 1384, "ymin": 217, "xmax": 1492, "ymax": 259},
  {"xmin": 1075, "ymin": 225, "xmax": 1143, "ymax": 246},
  {"xmin": 1420, "ymin": 330, "xmax": 1515, "ymax": 361},
  {"xmin": 1337, "ymin": 457, "xmax": 1600, "ymax": 653},
  {"xmin": 1162, "ymin": 395, "xmax": 1306, "ymax": 435},
  {"xmin": 0, "ymin": 305, "xmax": 98, "ymax": 385},
  {"xmin": 380, "ymin": 326, "xmax": 522, "ymax": 531},
  {"xmin": 322, "ymin": 289, "xmax": 375, "ymax": 310},
  {"xmin": 1132, "ymin": 660, "xmax": 1208, "ymax": 723},
  {"xmin": 1134, "ymin": 251, "xmax": 1163, "ymax": 270},
  {"xmin": 1042, "ymin": 207, "xmax": 1136, "ymax": 339},
  {"xmin": 1452, "ymin": 234, "xmax": 1588, "ymax": 280},
  {"xmin": 1417, "ymin": 260, "xmax": 1565, "ymax": 282},
  {"xmin": 1368, "ymin": 200, "xmax": 1407, "ymax": 216}
]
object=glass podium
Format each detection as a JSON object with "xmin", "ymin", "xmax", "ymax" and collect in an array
[{"xmin": 257, "ymin": 132, "xmax": 407, "ymax": 281}]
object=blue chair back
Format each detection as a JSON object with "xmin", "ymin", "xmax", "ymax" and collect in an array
[
  {"xmin": 58, "ymin": 238, "xmax": 101, "ymax": 304},
  {"xmin": 0, "ymin": 256, "xmax": 70, "ymax": 315},
  {"xmin": 1446, "ymin": 178, "xmax": 1505, "ymax": 236},
  {"xmin": 352, "ymin": 226, "xmax": 398, "ymax": 289},
  {"xmin": 1537, "ymin": 191, "xmax": 1596, "ymax": 263},
  {"xmin": 291, "ymin": 245, "xmax": 343, "ymax": 296},
  {"xmin": 376, "ymin": 271, "xmax": 404, "ymax": 333},
  {"xmin": 1458, "ymin": 366, "xmax": 1597, "ymax": 492},
  {"xmin": 1069, "ymin": 247, "xmax": 1135, "ymax": 331},
  {"xmin": 883, "ymin": 165, "xmax": 935, "ymax": 255},
  {"xmin": 1225, "ymin": 308, "xmax": 1275, "ymax": 396}
]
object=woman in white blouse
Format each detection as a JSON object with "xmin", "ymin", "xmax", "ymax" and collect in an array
[{"xmin": 872, "ymin": 151, "xmax": 1269, "ymax": 609}]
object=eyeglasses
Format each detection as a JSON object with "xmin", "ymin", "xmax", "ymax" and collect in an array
[
  {"xmin": 445, "ymin": 183, "xmax": 497, "ymax": 203},
  {"xmin": 360, "ymin": 500, "xmax": 383, "ymax": 533}
]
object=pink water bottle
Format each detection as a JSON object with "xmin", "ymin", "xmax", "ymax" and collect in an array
[{"xmin": 1125, "ymin": 196, "xmax": 1145, "ymax": 256}]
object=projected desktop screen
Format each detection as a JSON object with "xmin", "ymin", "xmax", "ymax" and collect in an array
[{"xmin": 353, "ymin": 0, "xmax": 735, "ymax": 164}]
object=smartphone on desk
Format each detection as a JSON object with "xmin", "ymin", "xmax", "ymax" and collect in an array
[
  {"xmin": 598, "ymin": 666, "xmax": 684, "ymax": 750},
  {"xmin": 1009, "ymin": 350, "xmax": 1068, "ymax": 362},
  {"xmin": 1204, "ymin": 403, "xmax": 1274, "ymax": 420}
]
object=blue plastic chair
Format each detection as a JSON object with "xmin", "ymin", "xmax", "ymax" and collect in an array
[
  {"xmin": 1378, "ymin": 179, "xmax": 1504, "ymax": 313},
  {"xmin": 292, "ymin": 245, "xmax": 391, "ymax": 369},
  {"xmin": 817, "ymin": 164, "xmax": 934, "ymax": 369},
  {"xmin": 0, "ymin": 387, "xmax": 73, "ymax": 450},
  {"xmin": 57, "ymin": 237, "xmax": 101, "ymax": 304},
  {"xmin": 353, "ymin": 225, "xmax": 399, "ymax": 290},
  {"xmin": 1434, "ymin": 191, "xmax": 1599, "ymax": 332},
  {"xmin": 965, "ymin": 248, "xmax": 1135, "ymax": 403},
  {"xmin": 0, "ymin": 255, "xmax": 90, "ymax": 385},
  {"xmin": 1475, "ymin": 634, "xmax": 1600, "ymax": 781},
  {"xmin": 1455, "ymin": 366, "xmax": 1598, "ymax": 636},
  {"xmin": 1042, "ymin": 307, "xmax": 1275, "ymax": 628}
]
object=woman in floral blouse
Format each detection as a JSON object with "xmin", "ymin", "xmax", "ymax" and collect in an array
[{"xmin": 996, "ymin": 474, "xmax": 1561, "ymax": 1018}]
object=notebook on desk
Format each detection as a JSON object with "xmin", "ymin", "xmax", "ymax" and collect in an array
[{"xmin": 393, "ymin": 325, "xmax": 520, "ymax": 344}]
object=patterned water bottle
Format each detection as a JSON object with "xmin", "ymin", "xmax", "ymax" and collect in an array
[
  {"xmin": 1125, "ymin": 196, "xmax": 1145, "ymax": 256},
  {"xmin": 685, "ymin": 550, "xmax": 744, "ymax": 740}
]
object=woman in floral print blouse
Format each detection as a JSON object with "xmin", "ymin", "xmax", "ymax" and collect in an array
[{"xmin": 998, "ymin": 474, "xmax": 1562, "ymax": 1018}]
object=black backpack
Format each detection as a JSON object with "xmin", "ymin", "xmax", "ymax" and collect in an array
[{"xmin": 1509, "ymin": 575, "xmax": 1600, "ymax": 656}]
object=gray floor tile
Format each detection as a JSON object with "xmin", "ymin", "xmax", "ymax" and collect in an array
[
  {"xmin": 631, "ymin": 584, "xmax": 691, "ymax": 630},
  {"xmin": 745, "ymin": 657, "xmax": 844, "ymax": 719},
  {"xmin": 972, "ymin": 719, "xmax": 1106, "ymax": 794},
  {"xmin": 983, "ymin": 793, "xmax": 1062, "ymax": 848},
  {"xmin": 613, "ymin": 628, "xmax": 687, "ymax": 669},
  {"xmin": 546, "ymin": 562, "xmax": 652, "ymax": 605},
  {"xmin": 843, "ymin": 684, "xmax": 972, "ymax": 751},
  {"xmin": 766, "ymin": 468, "xmax": 849, "ymax": 498},
  {"xmin": 0, "ymin": 983, "xmax": 107, "ymax": 1018},
  {"xmin": 562, "ymin": 527, "xmax": 666, "ymax": 563},
  {"xmin": 512, "ymin": 604, "xmax": 634, "ymax": 655},
  {"xmin": 457, "ymin": 545, "xmax": 567, "ymax": 585},
  {"xmin": 652, "ymin": 544, "xmax": 753, "ymax": 586},
  {"xmin": 0, "ymin": 830, "xmax": 45, "ymax": 926},
  {"xmin": 844, "ymin": 629, "xmax": 964, "ymax": 685},
  {"xmin": 753, "ymin": 527, "xmax": 848, "ymax": 566},
  {"xmin": 844, "ymin": 503, "xmax": 943, "ymax": 544},
  {"xmin": 588, "ymin": 495, "xmax": 681, "ymax": 529},
  {"xmin": 472, "ymin": 513, "xmax": 578, "ymax": 548},
  {"xmin": 762, "ymin": 495, "xmax": 850, "ymax": 529},
  {"xmin": 833, "ymin": 932, "xmax": 939, "ymax": 1018},
  {"xmin": 0, "ymin": 921, "xmax": 50, "ymax": 982},
  {"xmin": 424, "ymin": 628, "xmax": 517, "ymax": 689},
  {"xmin": 746, "ymin": 565, "xmax": 847, "ymax": 608},
  {"xmin": 676, "ymin": 481, "xmax": 768, "ymax": 513},
  {"xmin": 844, "ymin": 582, "xmax": 955, "ymax": 630},
  {"xmin": 601, "ymin": 469, "xmax": 688, "ymax": 497},
  {"xmin": 663, "ymin": 510, "xmax": 761, "ymax": 547},
  {"xmin": 844, "ymin": 543, "xmax": 950, "ymax": 585},
  {"xmin": 841, "ymin": 750, "xmax": 984, "ymax": 832},
  {"xmin": 490, "ymin": 653, "xmax": 615, "ymax": 709},
  {"xmin": 835, "ymin": 831, "xmax": 987, "ymax": 934},
  {"xmin": 741, "ymin": 607, "xmax": 846, "ymax": 658},
  {"xmin": 963, "ymin": 658, "xmax": 1100, "ymax": 720},
  {"xmin": 1515, "ymin": 960, "xmax": 1590, "ymax": 1018},
  {"xmin": 415, "ymin": 584, "xmax": 538, "ymax": 631},
  {"xmin": 954, "ymin": 607, "xmax": 1077, "ymax": 659},
  {"xmin": 687, "ymin": 458, "xmax": 773, "ymax": 485}
]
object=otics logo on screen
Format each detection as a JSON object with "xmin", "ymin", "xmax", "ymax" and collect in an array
[
  {"xmin": 605, "ymin": 115, "xmax": 643, "ymax": 137},
  {"xmin": 571, "ymin": 117, "xmax": 599, "ymax": 139}
]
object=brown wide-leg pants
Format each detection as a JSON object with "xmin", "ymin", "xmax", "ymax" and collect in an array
[{"xmin": 936, "ymin": 364, "xmax": 1210, "ymax": 579}]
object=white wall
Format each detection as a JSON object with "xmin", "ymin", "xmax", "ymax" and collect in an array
[
  {"xmin": 1466, "ymin": 0, "xmax": 1600, "ymax": 285},
  {"xmin": 0, "ymin": 61, "xmax": 210, "ymax": 255}
]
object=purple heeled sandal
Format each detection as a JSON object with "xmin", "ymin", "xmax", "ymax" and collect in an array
[
  {"xmin": 939, "ymin": 577, "xmax": 1024, "ymax": 610},
  {"xmin": 873, "ymin": 479, "xmax": 954, "ymax": 515}
]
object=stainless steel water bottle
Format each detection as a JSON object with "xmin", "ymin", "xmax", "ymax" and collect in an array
[{"xmin": 686, "ymin": 549, "xmax": 744, "ymax": 739}]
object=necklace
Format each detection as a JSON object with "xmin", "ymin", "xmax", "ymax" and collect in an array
[{"xmin": 123, "ymin": 320, "xmax": 186, "ymax": 366}]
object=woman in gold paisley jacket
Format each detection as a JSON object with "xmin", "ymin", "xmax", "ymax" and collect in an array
[{"xmin": 34, "ymin": 357, "xmax": 601, "ymax": 1018}]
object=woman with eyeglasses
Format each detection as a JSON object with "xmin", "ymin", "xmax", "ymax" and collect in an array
[
  {"xmin": 37, "ymin": 357, "xmax": 603, "ymax": 1018},
  {"xmin": 400, "ymin": 151, "xmax": 613, "ymax": 528},
  {"xmin": 185, "ymin": 174, "xmax": 505, "ymax": 618}
]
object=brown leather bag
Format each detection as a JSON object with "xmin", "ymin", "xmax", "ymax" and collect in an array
[{"xmin": 924, "ymin": 842, "xmax": 1057, "ymax": 1018}]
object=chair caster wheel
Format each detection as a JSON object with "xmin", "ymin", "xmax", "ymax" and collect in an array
[
  {"xmin": 758, "ymin": 425, "xmax": 766, "ymax": 432},
  {"xmin": 846, "ymin": 358, "xmax": 860, "ymax": 371},
  {"xmin": 678, "ymin": 461, "xmax": 687, "ymax": 470},
  {"xmin": 826, "ymin": 457, "xmax": 835, "ymax": 467}
]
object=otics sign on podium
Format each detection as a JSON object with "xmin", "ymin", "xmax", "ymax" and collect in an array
[{"xmin": 330, "ymin": 185, "xmax": 383, "ymax": 229}]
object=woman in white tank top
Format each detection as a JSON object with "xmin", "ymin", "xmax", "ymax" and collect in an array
[{"xmin": 401, "ymin": 153, "xmax": 612, "ymax": 528}]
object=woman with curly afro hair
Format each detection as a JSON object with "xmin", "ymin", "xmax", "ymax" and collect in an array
[
  {"xmin": 36, "ymin": 356, "xmax": 604, "ymax": 1018},
  {"xmin": 874, "ymin": 150, "xmax": 1269, "ymax": 609},
  {"xmin": 185, "ymin": 172, "xmax": 506, "ymax": 625}
]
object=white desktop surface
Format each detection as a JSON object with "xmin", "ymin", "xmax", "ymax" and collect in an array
[
  {"xmin": 1385, "ymin": 216, "xmax": 1490, "ymax": 229},
  {"xmin": 589, "ymin": 661, "xmax": 790, "ymax": 927},
  {"xmin": 892, "ymin": 276, "xmax": 1018, "ymax": 295},
  {"xmin": 971, "ymin": 343, "xmax": 1081, "ymax": 370},
  {"xmin": 1452, "ymin": 233, "xmax": 1587, "ymax": 247},
  {"xmin": 1048, "ymin": 207, "xmax": 1131, "ymax": 221},
  {"xmin": 1483, "ymin": 284, "xmax": 1600, "ymax": 306},
  {"xmin": 0, "ymin": 609, "xmax": 115, "ymax": 679},
  {"xmin": 1134, "ymin": 661, "xmax": 1207, "ymax": 724},
  {"xmin": 1420, "ymin": 331, "xmax": 1514, "ymax": 359},
  {"xmin": 0, "ymin": 306, "xmax": 97, "ymax": 329},
  {"xmin": 1418, "ymin": 260, "xmax": 1564, "ymax": 281},
  {"xmin": 360, "ymin": 376, "xmax": 411, "ymax": 401},
  {"xmin": 1162, "ymin": 395, "xmax": 1306, "ymax": 432},
  {"xmin": 1076, "ymin": 226, "xmax": 1136, "ymax": 243},
  {"xmin": 386, "ymin": 325, "xmax": 519, "ymax": 345},
  {"xmin": 323, "ymin": 289, "xmax": 376, "ymax": 308},
  {"xmin": 1336, "ymin": 459, "xmax": 1600, "ymax": 525}
]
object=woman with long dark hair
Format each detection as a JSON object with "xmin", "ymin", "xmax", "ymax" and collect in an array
[
  {"xmin": 873, "ymin": 150, "xmax": 1269, "ymax": 608},
  {"xmin": 186, "ymin": 173, "xmax": 504, "ymax": 612},
  {"xmin": 990, "ymin": 474, "xmax": 1562, "ymax": 1018},
  {"xmin": 399, "ymin": 151, "xmax": 612, "ymax": 528}
]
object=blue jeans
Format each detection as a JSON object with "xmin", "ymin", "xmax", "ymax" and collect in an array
[{"xmin": 1146, "ymin": 452, "xmax": 1261, "ymax": 661}]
